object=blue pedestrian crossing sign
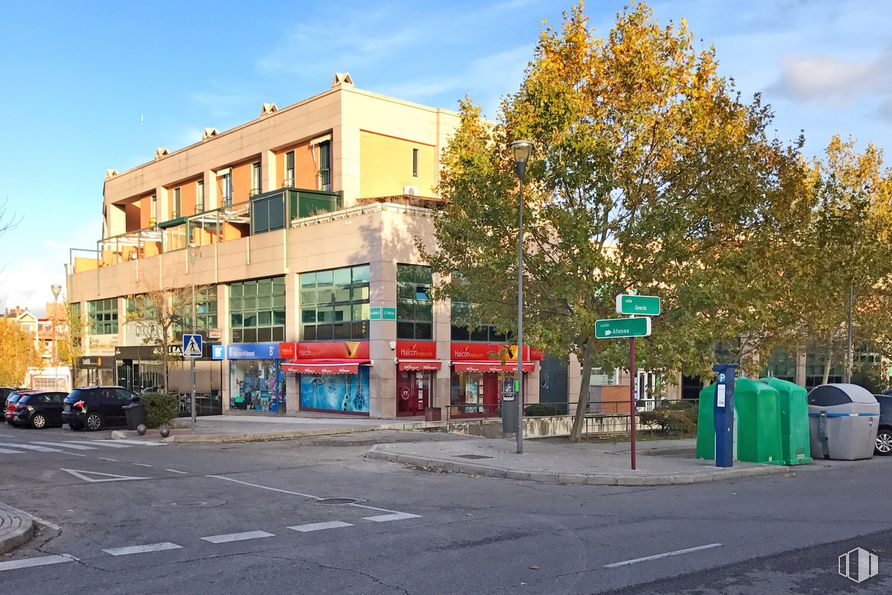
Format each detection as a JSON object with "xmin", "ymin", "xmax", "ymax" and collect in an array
[{"xmin": 183, "ymin": 334, "xmax": 203, "ymax": 359}]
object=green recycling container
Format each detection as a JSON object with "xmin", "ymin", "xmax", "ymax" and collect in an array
[
  {"xmin": 696, "ymin": 383, "xmax": 721, "ymax": 460},
  {"xmin": 735, "ymin": 378, "xmax": 784, "ymax": 465},
  {"xmin": 759, "ymin": 378, "xmax": 812, "ymax": 465}
]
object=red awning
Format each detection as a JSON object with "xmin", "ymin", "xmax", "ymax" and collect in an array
[
  {"xmin": 281, "ymin": 359, "xmax": 370, "ymax": 375},
  {"xmin": 453, "ymin": 361, "xmax": 534, "ymax": 373},
  {"xmin": 398, "ymin": 360, "xmax": 443, "ymax": 372}
]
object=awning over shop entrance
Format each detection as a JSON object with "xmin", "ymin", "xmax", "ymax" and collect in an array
[
  {"xmin": 453, "ymin": 361, "xmax": 534, "ymax": 373},
  {"xmin": 398, "ymin": 360, "xmax": 443, "ymax": 372},
  {"xmin": 281, "ymin": 359, "xmax": 370, "ymax": 375}
]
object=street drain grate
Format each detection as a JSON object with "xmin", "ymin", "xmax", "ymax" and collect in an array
[
  {"xmin": 316, "ymin": 497, "xmax": 367, "ymax": 505},
  {"xmin": 168, "ymin": 498, "xmax": 226, "ymax": 508},
  {"xmin": 456, "ymin": 454, "xmax": 493, "ymax": 460}
]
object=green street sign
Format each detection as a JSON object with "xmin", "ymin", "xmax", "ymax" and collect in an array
[
  {"xmin": 595, "ymin": 317, "xmax": 651, "ymax": 339},
  {"xmin": 615, "ymin": 294, "xmax": 661, "ymax": 316},
  {"xmin": 370, "ymin": 307, "xmax": 382, "ymax": 321},
  {"xmin": 382, "ymin": 307, "xmax": 397, "ymax": 321}
]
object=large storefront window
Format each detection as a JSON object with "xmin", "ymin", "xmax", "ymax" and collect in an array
[
  {"xmin": 450, "ymin": 371, "xmax": 503, "ymax": 416},
  {"xmin": 299, "ymin": 367, "xmax": 370, "ymax": 413},
  {"xmin": 230, "ymin": 277, "xmax": 285, "ymax": 343},
  {"xmin": 300, "ymin": 264, "xmax": 369, "ymax": 341},
  {"xmin": 397, "ymin": 264, "xmax": 432, "ymax": 340},
  {"xmin": 88, "ymin": 298, "xmax": 118, "ymax": 335},
  {"xmin": 230, "ymin": 359, "xmax": 285, "ymax": 413},
  {"xmin": 450, "ymin": 301, "xmax": 509, "ymax": 342},
  {"xmin": 805, "ymin": 348, "xmax": 843, "ymax": 389},
  {"xmin": 763, "ymin": 348, "xmax": 796, "ymax": 383}
]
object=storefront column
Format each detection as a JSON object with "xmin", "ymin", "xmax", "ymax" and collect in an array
[
  {"xmin": 369, "ymin": 259, "xmax": 396, "ymax": 418},
  {"xmin": 433, "ymin": 290, "xmax": 452, "ymax": 411},
  {"xmin": 218, "ymin": 283, "xmax": 231, "ymax": 412},
  {"xmin": 285, "ymin": 273, "xmax": 299, "ymax": 414}
]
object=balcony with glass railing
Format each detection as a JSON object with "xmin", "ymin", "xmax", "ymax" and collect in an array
[{"xmin": 78, "ymin": 187, "xmax": 342, "ymax": 271}]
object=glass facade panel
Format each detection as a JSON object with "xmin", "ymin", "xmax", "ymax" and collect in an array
[
  {"xmin": 88, "ymin": 298, "xmax": 118, "ymax": 335},
  {"xmin": 229, "ymin": 277, "xmax": 285, "ymax": 343},
  {"xmin": 396, "ymin": 265, "xmax": 433, "ymax": 340},
  {"xmin": 300, "ymin": 265, "xmax": 369, "ymax": 341}
]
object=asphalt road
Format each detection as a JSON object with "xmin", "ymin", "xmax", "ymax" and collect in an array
[{"xmin": 0, "ymin": 424, "xmax": 889, "ymax": 594}]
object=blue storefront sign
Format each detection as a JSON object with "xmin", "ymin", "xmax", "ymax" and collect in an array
[
  {"xmin": 227, "ymin": 343, "xmax": 280, "ymax": 360},
  {"xmin": 211, "ymin": 344, "xmax": 225, "ymax": 360}
]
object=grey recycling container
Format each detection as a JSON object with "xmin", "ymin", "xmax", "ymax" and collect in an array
[{"xmin": 807, "ymin": 384, "xmax": 880, "ymax": 460}]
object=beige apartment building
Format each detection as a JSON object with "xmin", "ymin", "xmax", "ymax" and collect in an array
[{"xmin": 65, "ymin": 74, "xmax": 577, "ymax": 419}]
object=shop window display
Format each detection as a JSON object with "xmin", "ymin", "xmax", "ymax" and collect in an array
[
  {"xmin": 230, "ymin": 360, "xmax": 285, "ymax": 413},
  {"xmin": 300, "ymin": 368, "xmax": 370, "ymax": 413}
]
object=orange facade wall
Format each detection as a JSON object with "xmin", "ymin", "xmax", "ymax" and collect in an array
[
  {"xmin": 167, "ymin": 179, "xmax": 198, "ymax": 219},
  {"xmin": 275, "ymin": 140, "xmax": 317, "ymax": 189},
  {"xmin": 217, "ymin": 159, "xmax": 257, "ymax": 206},
  {"xmin": 124, "ymin": 204, "xmax": 141, "ymax": 232}
]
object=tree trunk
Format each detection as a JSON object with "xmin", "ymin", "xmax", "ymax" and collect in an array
[
  {"xmin": 822, "ymin": 347, "xmax": 832, "ymax": 385},
  {"xmin": 569, "ymin": 338, "xmax": 595, "ymax": 442}
]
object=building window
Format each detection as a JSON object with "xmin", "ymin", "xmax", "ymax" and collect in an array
[
  {"xmin": 222, "ymin": 171, "xmax": 233, "ymax": 208},
  {"xmin": 805, "ymin": 348, "xmax": 844, "ymax": 389},
  {"xmin": 150, "ymin": 195, "xmax": 157, "ymax": 225},
  {"xmin": 196, "ymin": 180, "xmax": 205, "ymax": 213},
  {"xmin": 88, "ymin": 298, "xmax": 118, "ymax": 335},
  {"xmin": 229, "ymin": 277, "xmax": 285, "ymax": 343},
  {"xmin": 284, "ymin": 151, "xmax": 295, "ymax": 187},
  {"xmin": 174, "ymin": 286, "xmax": 218, "ymax": 336},
  {"xmin": 301, "ymin": 264, "xmax": 369, "ymax": 341},
  {"xmin": 172, "ymin": 187, "xmax": 181, "ymax": 219},
  {"xmin": 251, "ymin": 162, "xmax": 261, "ymax": 196},
  {"xmin": 762, "ymin": 348, "xmax": 796, "ymax": 383},
  {"xmin": 450, "ymin": 296, "xmax": 509, "ymax": 343},
  {"xmin": 251, "ymin": 192, "xmax": 285, "ymax": 234},
  {"xmin": 397, "ymin": 264, "xmax": 432, "ymax": 340},
  {"xmin": 412, "ymin": 148, "xmax": 419, "ymax": 178},
  {"xmin": 317, "ymin": 141, "xmax": 331, "ymax": 192}
]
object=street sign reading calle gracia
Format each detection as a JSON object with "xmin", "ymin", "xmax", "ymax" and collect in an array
[{"xmin": 615, "ymin": 294, "xmax": 661, "ymax": 316}]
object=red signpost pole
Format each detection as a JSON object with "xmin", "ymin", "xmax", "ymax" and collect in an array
[{"xmin": 630, "ymin": 336, "xmax": 637, "ymax": 471}]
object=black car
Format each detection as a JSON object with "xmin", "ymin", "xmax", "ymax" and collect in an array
[
  {"xmin": 13, "ymin": 391, "xmax": 68, "ymax": 429},
  {"xmin": 62, "ymin": 386, "xmax": 139, "ymax": 431},
  {"xmin": 5, "ymin": 391, "xmax": 32, "ymax": 425},
  {"xmin": 875, "ymin": 394, "xmax": 892, "ymax": 456}
]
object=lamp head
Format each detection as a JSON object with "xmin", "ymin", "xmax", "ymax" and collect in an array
[{"xmin": 509, "ymin": 140, "xmax": 534, "ymax": 180}]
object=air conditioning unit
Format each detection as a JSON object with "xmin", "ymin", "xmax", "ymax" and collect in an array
[{"xmin": 403, "ymin": 185, "xmax": 419, "ymax": 196}]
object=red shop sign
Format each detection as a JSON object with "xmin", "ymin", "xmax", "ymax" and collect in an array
[
  {"xmin": 294, "ymin": 341, "xmax": 370, "ymax": 360},
  {"xmin": 450, "ymin": 343, "xmax": 543, "ymax": 362},
  {"xmin": 279, "ymin": 342, "xmax": 296, "ymax": 359},
  {"xmin": 396, "ymin": 341, "xmax": 437, "ymax": 360}
]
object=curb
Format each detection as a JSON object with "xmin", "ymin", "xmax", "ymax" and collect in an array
[
  {"xmin": 0, "ymin": 503, "xmax": 35, "ymax": 555},
  {"xmin": 161, "ymin": 422, "xmax": 436, "ymax": 444},
  {"xmin": 366, "ymin": 445, "xmax": 790, "ymax": 486}
]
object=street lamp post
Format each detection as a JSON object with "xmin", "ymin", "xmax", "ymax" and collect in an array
[
  {"xmin": 509, "ymin": 140, "xmax": 533, "ymax": 455},
  {"xmin": 50, "ymin": 284, "xmax": 62, "ymax": 369},
  {"xmin": 188, "ymin": 244, "xmax": 199, "ymax": 427}
]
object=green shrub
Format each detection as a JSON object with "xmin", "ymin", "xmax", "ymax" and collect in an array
[
  {"xmin": 141, "ymin": 393, "xmax": 178, "ymax": 428},
  {"xmin": 524, "ymin": 403, "xmax": 560, "ymax": 417},
  {"xmin": 638, "ymin": 400, "xmax": 698, "ymax": 436}
]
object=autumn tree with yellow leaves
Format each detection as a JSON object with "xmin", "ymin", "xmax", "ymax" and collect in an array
[{"xmin": 425, "ymin": 2, "xmax": 809, "ymax": 439}]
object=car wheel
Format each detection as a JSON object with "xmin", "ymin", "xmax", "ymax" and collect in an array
[
  {"xmin": 85, "ymin": 413, "xmax": 102, "ymax": 431},
  {"xmin": 875, "ymin": 429, "xmax": 892, "ymax": 456},
  {"xmin": 31, "ymin": 413, "xmax": 47, "ymax": 429}
]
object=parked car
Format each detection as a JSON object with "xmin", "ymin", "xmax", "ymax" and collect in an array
[
  {"xmin": 874, "ymin": 394, "xmax": 892, "ymax": 456},
  {"xmin": 62, "ymin": 386, "xmax": 139, "ymax": 431},
  {"xmin": 13, "ymin": 391, "xmax": 68, "ymax": 429},
  {"xmin": 5, "ymin": 390, "xmax": 32, "ymax": 425},
  {"xmin": 1, "ymin": 387, "xmax": 22, "ymax": 402}
]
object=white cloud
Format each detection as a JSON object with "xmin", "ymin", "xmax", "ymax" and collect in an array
[{"xmin": 770, "ymin": 49, "xmax": 892, "ymax": 107}]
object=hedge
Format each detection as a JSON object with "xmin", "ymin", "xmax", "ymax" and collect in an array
[
  {"xmin": 638, "ymin": 399, "xmax": 698, "ymax": 436},
  {"xmin": 141, "ymin": 393, "xmax": 178, "ymax": 428},
  {"xmin": 524, "ymin": 403, "xmax": 560, "ymax": 417}
]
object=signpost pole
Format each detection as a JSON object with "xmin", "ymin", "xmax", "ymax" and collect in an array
[
  {"xmin": 191, "ymin": 283, "xmax": 197, "ymax": 427},
  {"xmin": 630, "ymin": 337, "xmax": 637, "ymax": 471}
]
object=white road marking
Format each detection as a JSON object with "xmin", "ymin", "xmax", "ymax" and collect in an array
[
  {"xmin": 32, "ymin": 441, "xmax": 95, "ymax": 450},
  {"xmin": 0, "ymin": 447, "xmax": 23, "ymax": 454},
  {"xmin": 201, "ymin": 530, "xmax": 274, "ymax": 544},
  {"xmin": 206, "ymin": 475, "xmax": 320, "ymax": 499},
  {"xmin": 133, "ymin": 463, "xmax": 152, "ymax": 467},
  {"xmin": 363, "ymin": 512, "xmax": 421, "ymax": 523},
  {"xmin": 0, "ymin": 554, "xmax": 78, "ymax": 572},
  {"xmin": 103, "ymin": 542, "xmax": 182, "ymax": 556},
  {"xmin": 165, "ymin": 468, "xmax": 188, "ymax": 475},
  {"xmin": 99, "ymin": 457, "xmax": 118, "ymax": 462},
  {"xmin": 64, "ymin": 441, "xmax": 130, "ymax": 449},
  {"xmin": 0, "ymin": 442, "xmax": 64, "ymax": 453},
  {"xmin": 60, "ymin": 468, "xmax": 149, "ymax": 483},
  {"xmin": 288, "ymin": 521, "xmax": 353, "ymax": 532},
  {"xmin": 96, "ymin": 439, "xmax": 163, "ymax": 446},
  {"xmin": 604, "ymin": 543, "xmax": 723, "ymax": 568}
]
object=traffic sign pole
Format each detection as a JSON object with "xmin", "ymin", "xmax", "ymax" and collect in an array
[{"xmin": 630, "ymin": 337, "xmax": 637, "ymax": 471}]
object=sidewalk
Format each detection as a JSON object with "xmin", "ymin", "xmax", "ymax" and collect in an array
[
  {"xmin": 367, "ymin": 437, "xmax": 790, "ymax": 486},
  {"xmin": 0, "ymin": 503, "xmax": 34, "ymax": 554},
  {"xmin": 112, "ymin": 413, "xmax": 442, "ymax": 444}
]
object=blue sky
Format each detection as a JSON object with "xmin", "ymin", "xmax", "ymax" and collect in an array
[{"xmin": 2, "ymin": 0, "xmax": 892, "ymax": 314}]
